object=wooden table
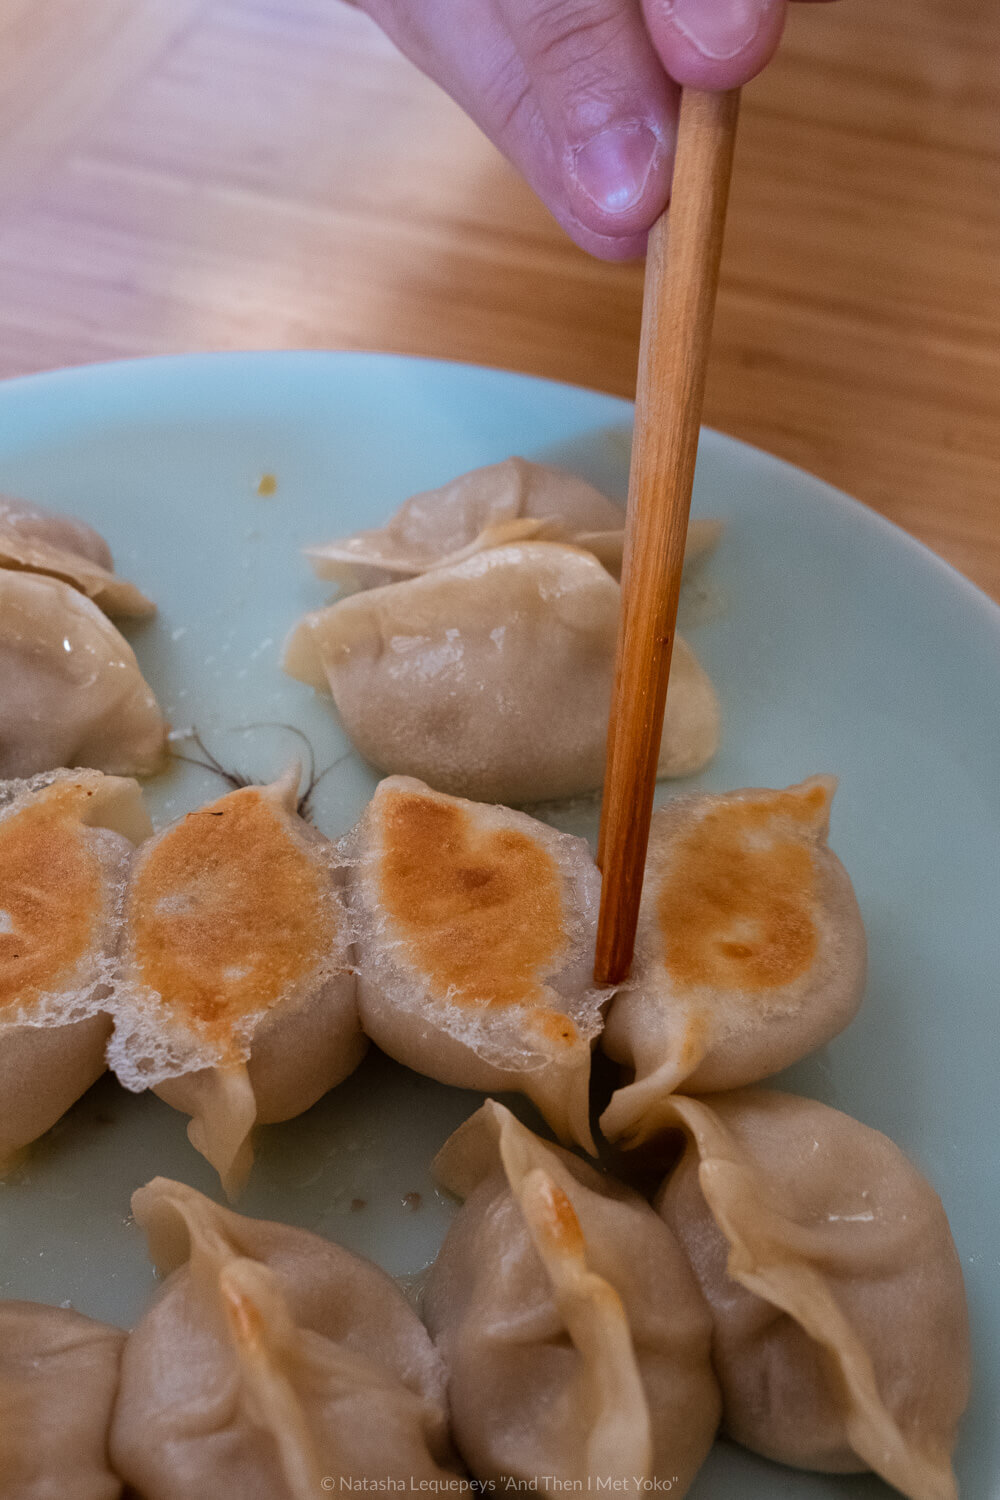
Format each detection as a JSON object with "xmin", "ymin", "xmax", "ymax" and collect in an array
[{"xmin": 1, "ymin": 0, "xmax": 997, "ymax": 597}]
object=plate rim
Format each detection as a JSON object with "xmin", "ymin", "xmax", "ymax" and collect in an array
[{"xmin": 0, "ymin": 345, "xmax": 994, "ymax": 1490}]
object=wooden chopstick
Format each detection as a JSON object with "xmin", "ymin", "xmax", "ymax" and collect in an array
[{"xmin": 594, "ymin": 87, "xmax": 741, "ymax": 987}]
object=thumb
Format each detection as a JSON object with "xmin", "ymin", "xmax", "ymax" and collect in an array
[
  {"xmin": 641, "ymin": 0, "xmax": 787, "ymax": 88},
  {"xmin": 496, "ymin": 0, "xmax": 677, "ymax": 243}
]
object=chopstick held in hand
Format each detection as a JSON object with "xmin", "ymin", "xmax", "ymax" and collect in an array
[{"xmin": 595, "ymin": 88, "xmax": 740, "ymax": 987}]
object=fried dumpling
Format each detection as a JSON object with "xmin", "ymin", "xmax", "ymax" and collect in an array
[
  {"xmin": 0, "ymin": 769, "xmax": 152, "ymax": 1173},
  {"xmin": 303, "ymin": 457, "xmax": 625, "ymax": 589},
  {"xmin": 601, "ymin": 778, "xmax": 866, "ymax": 1145},
  {"xmin": 424, "ymin": 1101, "xmax": 720, "ymax": 1493},
  {"xmin": 656, "ymin": 1089, "xmax": 971, "ymax": 1500},
  {"xmin": 0, "ymin": 1301, "xmax": 126, "ymax": 1500},
  {"xmin": 110, "ymin": 1178, "xmax": 457, "ymax": 1498},
  {"xmin": 0, "ymin": 493, "xmax": 155, "ymax": 618},
  {"xmin": 285, "ymin": 541, "xmax": 719, "ymax": 804},
  {"xmin": 0, "ymin": 571, "xmax": 166, "ymax": 779},
  {"xmin": 345, "ymin": 776, "xmax": 606, "ymax": 1151},
  {"xmin": 108, "ymin": 770, "xmax": 364, "ymax": 1196}
]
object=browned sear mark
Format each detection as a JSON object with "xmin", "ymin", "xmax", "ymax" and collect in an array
[
  {"xmin": 658, "ymin": 787, "xmax": 826, "ymax": 993},
  {"xmin": 222, "ymin": 1281, "xmax": 266, "ymax": 1350},
  {"xmin": 128, "ymin": 786, "xmax": 331, "ymax": 1042},
  {"xmin": 376, "ymin": 791, "xmax": 567, "ymax": 1013},
  {"xmin": 0, "ymin": 783, "xmax": 105, "ymax": 1013},
  {"xmin": 529, "ymin": 1176, "xmax": 585, "ymax": 1255}
]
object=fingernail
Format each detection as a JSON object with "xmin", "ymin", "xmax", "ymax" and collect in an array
[
  {"xmin": 571, "ymin": 124, "xmax": 659, "ymax": 216},
  {"xmin": 663, "ymin": 0, "xmax": 773, "ymax": 61}
]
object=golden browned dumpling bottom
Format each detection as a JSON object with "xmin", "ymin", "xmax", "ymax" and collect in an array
[
  {"xmin": 657, "ymin": 785, "xmax": 826, "ymax": 994},
  {"xmin": 0, "ymin": 782, "xmax": 106, "ymax": 1014},
  {"xmin": 128, "ymin": 786, "xmax": 332, "ymax": 1043},
  {"xmin": 377, "ymin": 790, "xmax": 569, "ymax": 1016}
]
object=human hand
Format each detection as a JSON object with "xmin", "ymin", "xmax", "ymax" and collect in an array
[{"xmin": 355, "ymin": 0, "xmax": 836, "ymax": 259}]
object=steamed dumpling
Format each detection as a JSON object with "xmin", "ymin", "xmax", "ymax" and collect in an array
[
  {"xmin": 601, "ymin": 778, "xmax": 866, "ymax": 1144},
  {"xmin": 0, "ymin": 571, "xmax": 167, "ymax": 779},
  {"xmin": 108, "ymin": 770, "xmax": 365, "ymax": 1196},
  {"xmin": 345, "ymin": 776, "xmax": 606, "ymax": 1151},
  {"xmin": 0, "ymin": 769, "xmax": 152, "ymax": 1173},
  {"xmin": 303, "ymin": 457, "xmax": 624, "ymax": 589},
  {"xmin": 0, "ymin": 493, "xmax": 155, "ymax": 618},
  {"xmin": 424, "ymin": 1101, "xmax": 720, "ymax": 1493},
  {"xmin": 0, "ymin": 1300, "xmax": 126, "ymax": 1500},
  {"xmin": 0, "ymin": 493, "xmax": 114, "ymax": 567},
  {"xmin": 303, "ymin": 456, "xmax": 723, "ymax": 590},
  {"xmin": 656, "ymin": 1089, "xmax": 971, "ymax": 1500},
  {"xmin": 285, "ymin": 541, "xmax": 719, "ymax": 804},
  {"xmin": 110, "ymin": 1177, "xmax": 457, "ymax": 1497}
]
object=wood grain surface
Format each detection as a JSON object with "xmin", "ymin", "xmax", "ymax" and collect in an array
[{"xmin": 0, "ymin": 0, "xmax": 997, "ymax": 598}]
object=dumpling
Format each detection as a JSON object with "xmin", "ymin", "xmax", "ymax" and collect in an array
[
  {"xmin": 0, "ymin": 571, "xmax": 167, "ymax": 779},
  {"xmin": 285, "ymin": 540, "xmax": 719, "ymax": 803},
  {"xmin": 424, "ymin": 1100, "xmax": 720, "ymax": 1492},
  {"xmin": 0, "ymin": 492, "xmax": 113, "ymax": 567},
  {"xmin": 303, "ymin": 456, "xmax": 723, "ymax": 591},
  {"xmin": 656, "ymin": 1089, "xmax": 971, "ymax": 1500},
  {"xmin": 303, "ymin": 457, "xmax": 625, "ymax": 589},
  {"xmin": 108, "ymin": 769, "xmax": 365, "ymax": 1196},
  {"xmin": 345, "ymin": 776, "xmax": 606, "ymax": 1151},
  {"xmin": 110, "ymin": 1177, "xmax": 457, "ymax": 1497},
  {"xmin": 0, "ymin": 492, "xmax": 155, "ymax": 617},
  {"xmin": 0, "ymin": 1300, "xmax": 126, "ymax": 1500},
  {"xmin": 0, "ymin": 769, "xmax": 152, "ymax": 1173},
  {"xmin": 601, "ymin": 777, "xmax": 866, "ymax": 1144}
]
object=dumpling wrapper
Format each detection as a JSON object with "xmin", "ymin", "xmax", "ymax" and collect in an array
[
  {"xmin": 304, "ymin": 457, "xmax": 621, "ymax": 588},
  {"xmin": 0, "ymin": 571, "xmax": 167, "ymax": 779},
  {"xmin": 601, "ymin": 777, "xmax": 866, "ymax": 1144},
  {"xmin": 425, "ymin": 1100, "xmax": 720, "ymax": 1493},
  {"xmin": 303, "ymin": 456, "xmax": 723, "ymax": 590},
  {"xmin": 0, "ymin": 769, "xmax": 152, "ymax": 1173},
  {"xmin": 0, "ymin": 493, "xmax": 155, "ymax": 618},
  {"xmin": 285, "ymin": 541, "xmax": 720, "ymax": 804},
  {"xmin": 345, "ymin": 776, "xmax": 607, "ymax": 1152},
  {"xmin": 109, "ymin": 769, "xmax": 365, "ymax": 1196},
  {"xmin": 0, "ymin": 1300, "xmax": 126, "ymax": 1500},
  {"xmin": 0, "ymin": 493, "xmax": 113, "ymax": 567},
  {"xmin": 110, "ymin": 1177, "xmax": 457, "ymax": 1498},
  {"xmin": 656, "ymin": 1089, "xmax": 971, "ymax": 1500}
]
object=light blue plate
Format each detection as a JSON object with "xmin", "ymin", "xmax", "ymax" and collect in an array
[{"xmin": 0, "ymin": 352, "xmax": 996, "ymax": 1499}]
